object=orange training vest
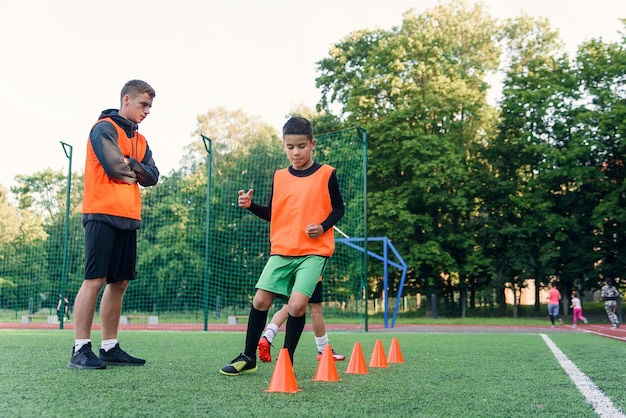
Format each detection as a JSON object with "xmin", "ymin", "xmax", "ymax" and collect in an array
[
  {"xmin": 270, "ymin": 164, "xmax": 335, "ymax": 257},
  {"xmin": 81, "ymin": 117, "xmax": 147, "ymax": 220}
]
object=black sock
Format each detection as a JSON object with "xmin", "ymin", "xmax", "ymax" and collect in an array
[
  {"xmin": 549, "ymin": 315, "xmax": 554, "ymax": 325},
  {"xmin": 284, "ymin": 313, "xmax": 305, "ymax": 364},
  {"xmin": 244, "ymin": 306, "xmax": 267, "ymax": 360}
]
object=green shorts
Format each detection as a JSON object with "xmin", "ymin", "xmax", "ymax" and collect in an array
[{"xmin": 256, "ymin": 255, "xmax": 327, "ymax": 300}]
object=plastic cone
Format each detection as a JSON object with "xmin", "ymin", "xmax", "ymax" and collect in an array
[
  {"xmin": 265, "ymin": 348, "xmax": 301, "ymax": 393},
  {"xmin": 369, "ymin": 339, "xmax": 389, "ymax": 368},
  {"xmin": 345, "ymin": 342, "xmax": 368, "ymax": 374},
  {"xmin": 387, "ymin": 337, "xmax": 404, "ymax": 363},
  {"xmin": 312, "ymin": 345, "xmax": 340, "ymax": 381}
]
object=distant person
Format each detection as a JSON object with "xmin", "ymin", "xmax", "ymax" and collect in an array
[
  {"xmin": 220, "ymin": 116, "xmax": 345, "ymax": 376},
  {"xmin": 570, "ymin": 290, "xmax": 587, "ymax": 327},
  {"xmin": 68, "ymin": 80, "xmax": 160, "ymax": 370},
  {"xmin": 547, "ymin": 281, "xmax": 562, "ymax": 327},
  {"xmin": 601, "ymin": 278, "xmax": 620, "ymax": 329},
  {"xmin": 57, "ymin": 294, "xmax": 70, "ymax": 321},
  {"xmin": 258, "ymin": 279, "xmax": 345, "ymax": 363}
]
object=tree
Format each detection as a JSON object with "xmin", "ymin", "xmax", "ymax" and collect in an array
[
  {"xmin": 0, "ymin": 184, "xmax": 49, "ymax": 309},
  {"xmin": 486, "ymin": 14, "xmax": 576, "ymax": 314},
  {"xmin": 11, "ymin": 169, "xmax": 85, "ymax": 303},
  {"xmin": 316, "ymin": 1, "xmax": 500, "ymax": 310},
  {"xmin": 0, "ymin": 185, "xmax": 20, "ymax": 308},
  {"xmin": 0, "ymin": 184, "xmax": 20, "ymax": 248},
  {"xmin": 577, "ymin": 23, "xmax": 626, "ymax": 281},
  {"xmin": 11, "ymin": 168, "xmax": 83, "ymax": 222},
  {"xmin": 185, "ymin": 107, "xmax": 279, "ymax": 174},
  {"xmin": 127, "ymin": 108, "xmax": 284, "ymax": 314}
]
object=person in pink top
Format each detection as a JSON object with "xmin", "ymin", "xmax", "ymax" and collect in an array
[
  {"xmin": 547, "ymin": 281, "xmax": 563, "ymax": 327},
  {"xmin": 570, "ymin": 290, "xmax": 588, "ymax": 327}
]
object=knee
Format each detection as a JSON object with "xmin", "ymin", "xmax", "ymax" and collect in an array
[
  {"xmin": 110, "ymin": 280, "xmax": 129, "ymax": 292},
  {"xmin": 252, "ymin": 292, "xmax": 274, "ymax": 311},
  {"xmin": 309, "ymin": 304, "xmax": 322, "ymax": 318},
  {"xmin": 287, "ymin": 292, "xmax": 309, "ymax": 316},
  {"xmin": 83, "ymin": 278, "xmax": 106, "ymax": 293},
  {"xmin": 288, "ymin": 301, "xmax": 307, "ymax": 317}
]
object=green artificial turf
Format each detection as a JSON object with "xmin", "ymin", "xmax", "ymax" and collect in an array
[{"xmin": 0, "ymin": 330, "xmax": 624, "ymax": 417}]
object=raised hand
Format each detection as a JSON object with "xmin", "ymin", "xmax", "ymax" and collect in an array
[{"xmin": 238, "ymin": 189, "xmax": 254, "ymax": 209}]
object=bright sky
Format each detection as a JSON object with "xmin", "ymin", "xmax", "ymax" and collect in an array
[{"xmin": 0, "ymin": 0, "xmax": 623, "ymax": 189}]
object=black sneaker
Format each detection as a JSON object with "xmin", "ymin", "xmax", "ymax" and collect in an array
[
  {"xmin": 99, "ymin": 343, "xmax": 146, "ymax": 366},
  {"xmin": 220, "ymin": 353, "xmax": 257, "ymax": 376},
  {"xmin": 68, "ymin": 342, "xmax": 106, "ymax": 370}
]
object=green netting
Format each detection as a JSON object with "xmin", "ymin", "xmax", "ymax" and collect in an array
[
  {"xmin": 203, "ymin": 127, "xmax": 367, "ymax": 324},
  {"xmin": 0, "ymin": 127, "xmax": 366, "ymax": 330}
]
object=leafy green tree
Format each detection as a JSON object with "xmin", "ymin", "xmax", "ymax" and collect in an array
[
  {"xmin": 0, "ymin": 185, "xmax": 20, "ymax": 308},
  {"xmin": 11, "ymin": 168, "xmax": 82, "ymax": 221},
  {"xmin": 0, "ymin": 183, "xmax": 49, "ymax": 310},
  {"xmin": 577, "ymin": 24, "xmax": 626, "ymax": 282},
  {"xmin": 129, "ymin": 108, "xmax": 283, "ymax": 315},
  {"xmin": 0, "ymin": 185, "xmax": 20, "ymax": 247},
  {"xmin": 11, "ymin": 169, "xmax": 85, "ymax": 307},
  {"xmin": 316, "ymin": 1, "xmax": 500, "ymax": 311},
  {"xmin": 287, "ymin": 103, "xmax": 346, "ymax": 136},
  {"xmin": 486, "ymin": 14, "xmax": 577, "ymax": 314},
  {"xmin": 187, "ymin": 107, "xmax": 279, "ymax": 173},
  {"xmin": 133, "ymin": 171, "xmax": 207, "ymax": 312}
]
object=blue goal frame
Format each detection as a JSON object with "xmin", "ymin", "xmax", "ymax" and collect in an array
[{"xmin": 335, "ymin": 237, "xmax": 407, "ymax": 328}]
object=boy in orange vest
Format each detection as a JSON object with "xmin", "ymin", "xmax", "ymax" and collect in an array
[
  {"xmin": 69, "ymin": 80, "xmax": 159, "ymax": 369},
  {"xmin": 220, "ymin": 116, "xmax": 345, "ymax": 375}
]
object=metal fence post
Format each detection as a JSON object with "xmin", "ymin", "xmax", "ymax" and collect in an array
[{"xmin": 59, "ymin": 142, "xmax": 73, "ymax": 330}]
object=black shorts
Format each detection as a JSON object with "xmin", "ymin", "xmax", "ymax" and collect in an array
[
  {"xmin": 84, "ymin": 221, "xmax": 137, "ymax": 283},
  {"xmin": 309, "ymin": 281, "xmax": 323, "ymax": 304}
]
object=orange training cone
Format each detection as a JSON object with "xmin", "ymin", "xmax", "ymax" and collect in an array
[
  {"xmin": 312, "ymin": 345, "xmax": 340, "ymax": 381},
  {"xmin": 387, "ymin": 337, "xmax": 404, "ymax": 363},
  {"xmin": 345, "ymin": 342, "xmax": 368, "ymax": 374},
  {"xmin": 369, "ymin": 339, "xmax": 389, "ymax": 368},
  {"xmin": 265, "ymin": 348, "xmax": 301, "ymax": 393}
]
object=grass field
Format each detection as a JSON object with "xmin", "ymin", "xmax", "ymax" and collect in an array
[{"xmin": 1, "ymin": 328, "xmax": 625, "ymax": 417}]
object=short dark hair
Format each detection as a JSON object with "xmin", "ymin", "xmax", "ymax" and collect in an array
[
  {"xmin": 120, "ymin": 80, "xmax": 156, "ymax": 103},
  {"xmin": 282, "ymin": 116, "xmax": 313, "ymax": 140}
]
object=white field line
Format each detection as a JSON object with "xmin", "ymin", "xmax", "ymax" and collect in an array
[{"xmin": 541, "ymin": 334, "xmax": 625, "ymax": 418}]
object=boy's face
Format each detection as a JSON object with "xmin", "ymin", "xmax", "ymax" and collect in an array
[
  {"xmin": 284, "ymin": 134, "xmax": 315, "ymax": 170},
  {"xmin": 120, "ymin": 92, "xmax": 153, "ymax": 124}
]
